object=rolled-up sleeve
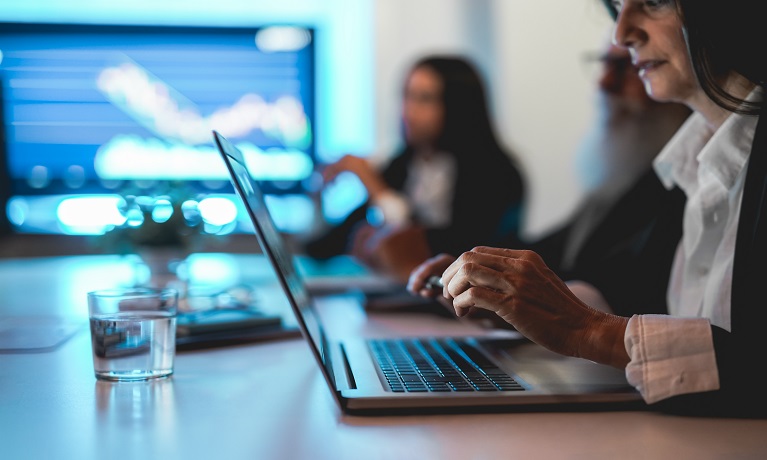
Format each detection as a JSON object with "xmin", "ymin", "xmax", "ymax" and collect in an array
[{"xmin": 624, "ymin": 314, "xmax": 720, "ymax": 404}]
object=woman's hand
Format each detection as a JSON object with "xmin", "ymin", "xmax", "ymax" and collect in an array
[
  {"xmin": 441, "ymin": 246, "xmax": 630, "ymax": 368},
  {"xmin": 322, "ymin": 155, "xmax": 388, "ymax": 200},
  {"xmin": 406, "ymin": 251, "xmax": 523, "ymax": 330},
  {"xmin": 407, "ymin": 253, "xmax": 457, "ymax": 297}
]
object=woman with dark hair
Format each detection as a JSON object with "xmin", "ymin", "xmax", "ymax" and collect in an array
[
  {"xmin": 408, "ymin": 0, "xmax": 767, "ymax": 416},
  {"xmin": 305, "ymin": 56, "xmax": 526, "ymax": 279}
]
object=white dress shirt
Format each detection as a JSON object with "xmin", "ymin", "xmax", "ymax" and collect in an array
[
  {"xmin": 371, "ymin": 151, "xmax": 456, "ymax": 229},
  {"xmin": 623, "ymin": 105, "xmax": 758, "ymax": 404}
]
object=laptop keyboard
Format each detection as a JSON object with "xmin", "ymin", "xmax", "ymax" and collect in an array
[{"xmin": 369, "ymin": 338, "xmax": 525, "ymax": 393}]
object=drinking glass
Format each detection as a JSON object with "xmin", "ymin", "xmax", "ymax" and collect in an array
[{"xmin": 88, "ymin": 288, "xmax": 178, "ymax": 381}]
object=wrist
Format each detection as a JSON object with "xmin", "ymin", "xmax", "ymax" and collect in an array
[
  {"xmin": 578, "ymin": 312, "xmax": 630, "ymax": 368},
  {"xmin": 366, "ymin": 179, "xmax": 388, "ymax": 201},
  {"xmin": 370, "ymin": 190, "xmax": 411, "ymax": 228}
]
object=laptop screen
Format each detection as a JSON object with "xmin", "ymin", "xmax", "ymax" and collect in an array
[{"xmin": 213, "ymin": 131, "xmax": 328, "ymax": 359}]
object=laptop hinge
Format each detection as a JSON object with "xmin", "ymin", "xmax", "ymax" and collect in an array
[{"xmin": 338, "ymin": 343, "xmax": 357, "ymax": 390}]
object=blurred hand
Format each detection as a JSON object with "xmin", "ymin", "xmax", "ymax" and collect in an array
[
  {"xmin": 440, "ymin": 246, "xmax": 630, "ymax": 368},
  {"xmin": 351, "ymin": 225, "xmax": 433, "ymax": 284},
  {"xmin": 349, "ymin": 223, "xmax": 379, "ymax": 267},
  {"xmin": 322, "ymin": 154, "xmax": 388, "ymax": 200},
  {"xmin": 372, "ymin": 225, "xmax": 432, "ymax": 284},
  {"xmin": 407, "ymin": 253, "xmax": 456, "ymax": 297}
]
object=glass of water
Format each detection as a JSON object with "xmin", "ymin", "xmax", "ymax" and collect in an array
[{"xmin": 88, "ymin": 288, "xmax": 178, "ymax": 381}]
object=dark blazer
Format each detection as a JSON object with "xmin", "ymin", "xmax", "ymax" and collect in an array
[
  {"xmin": 305, "ymin": 146, "xmax": 526, "ymax": 259},
  {"xmin": 655, "ymin": 105, "xmax": 767, "ymax": 417},
  {"xmin": 528, "ymin": 169, "xmax": 686, "ymax": 317}
]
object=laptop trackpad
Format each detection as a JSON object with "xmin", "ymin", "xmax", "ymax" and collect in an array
[{"xmin": 479, "ymin": 338, "xmax": 632, "ymax": 392}]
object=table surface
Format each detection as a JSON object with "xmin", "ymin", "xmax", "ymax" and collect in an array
[{"xmin": 2, "ymin": 254, "xmax": 767, "ymax": 460}]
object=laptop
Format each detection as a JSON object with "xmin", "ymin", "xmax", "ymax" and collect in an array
[{"xmin": 213, "ymin": 130, "xmax": 644, "ymax": 414}]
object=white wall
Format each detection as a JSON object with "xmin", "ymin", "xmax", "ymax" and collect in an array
[
  {"xmin": 373, "ymin": 0, "xmax": 613, "ymax": 239},
  {"xmin": 492, "ymin": 1, "xmax": 613, "ymax": 238}
]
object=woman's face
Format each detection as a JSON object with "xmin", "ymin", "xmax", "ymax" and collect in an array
[
  {"xmin": 402, "ymin": 66, "xmax": 444, "ymax": 148},
  {"xmin": 611, "ymin": 0, "xmax": 701, "ymax": 106}
]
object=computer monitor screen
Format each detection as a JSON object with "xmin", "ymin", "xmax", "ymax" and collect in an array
[{"xmin": 0, "ymin": 22, "xmax": 315, "ymax": 236}]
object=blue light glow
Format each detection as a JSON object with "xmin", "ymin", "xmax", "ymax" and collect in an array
[
  {"xmin": 321, "ymin": 171, "xmax": 367, "ymax": 223},
  {"xmin": 198, "ymin": 196, "xmax": 238, "ymax": 226},
  {"xmin": 55, "ymin": 195, "xmax": 127, "ymax": 234},
  {"xmin": 64, "ymin": 165, "xmax": 86, "ymax": 189},
  {"xmin": 181, "ymin": 200, "xmax": 203, "ymax": 227},
  {"xmin": 185, "ymin": 253, "xmax": 241, "ymax": 287},
  {"xmin": 28, "ymin": 165, "xmax": 50, "ymax": 189},
  {"xmin": 229, "ymin": 193, "xmax": 314, "ymax": 234},
  {"xmin": 151, "ymin": 199, "xmax": 174, "ymax": 223},
  {"xmin": 125, "ymin": 208, "xmax": 145, "ymax": 227},
  {"xmin": 93, "ymin": 135, "xmax": 314, "ymax": 181},
  {"xmin": 264, "ymin": 194, "xmax": 315, "ymax": 233},
  {"xmin": 7, "ymin": 197, "xmax": 29, "ymax": 226},
  {"xmin": 255, "ymin": 27, "xmax": 313, "ymax": 53}
]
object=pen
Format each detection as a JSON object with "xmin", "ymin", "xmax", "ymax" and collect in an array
[{"xmin": 425, "ymin": 275, "xmax": 444, "ymax": 290}]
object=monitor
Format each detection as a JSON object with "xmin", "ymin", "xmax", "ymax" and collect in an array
[{"xmin": 0, "ymin": 21, "xmax": 316, "ymax": 237}]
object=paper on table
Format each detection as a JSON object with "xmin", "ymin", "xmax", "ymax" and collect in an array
[{"xmin": 0, "ymin": 316, "xmax": 83, "ymax": 353}]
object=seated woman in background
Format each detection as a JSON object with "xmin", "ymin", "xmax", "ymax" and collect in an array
[{"xmin": 303, "ymin": 55, "xmax": 526, "ymax": 281}]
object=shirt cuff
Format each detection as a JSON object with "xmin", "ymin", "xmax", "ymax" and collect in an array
[
  {"xmin": 624, "ymin": 314, "xmax": 720, "ymax": 404},
  {"xmin": 371, "ymin": 190, "xmax": 411, "ymax": 228}
]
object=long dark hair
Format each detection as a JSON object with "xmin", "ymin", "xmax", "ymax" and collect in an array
[
  {"xmin": 404, "ymin": 56, "xmax": 511, "ymax": 162},
  {"xmin": 601, "ymin": 0, "xmax": 765, "ymax": 115}
]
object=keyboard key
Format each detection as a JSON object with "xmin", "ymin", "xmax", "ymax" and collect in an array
[
  {"xmin": 370, "ymin": 338, "xmax": 524, "ymax": 394},
  {"xmin": 427, "ymin": 384, "xmax": 452, "ymax": 392}
]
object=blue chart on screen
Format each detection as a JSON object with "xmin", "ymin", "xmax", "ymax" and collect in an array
[{"xmin": 0, "ymin": 22, "xmax": 315, "ymax": 235}]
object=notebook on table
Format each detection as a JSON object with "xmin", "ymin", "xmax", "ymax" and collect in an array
[
  {"xmin": 174, "ymin": 272, "xmax": 301, "ymax": 350},
  {"xmin": 213, "ymin": 130, "xmax": 643, "ymax": 414}
]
